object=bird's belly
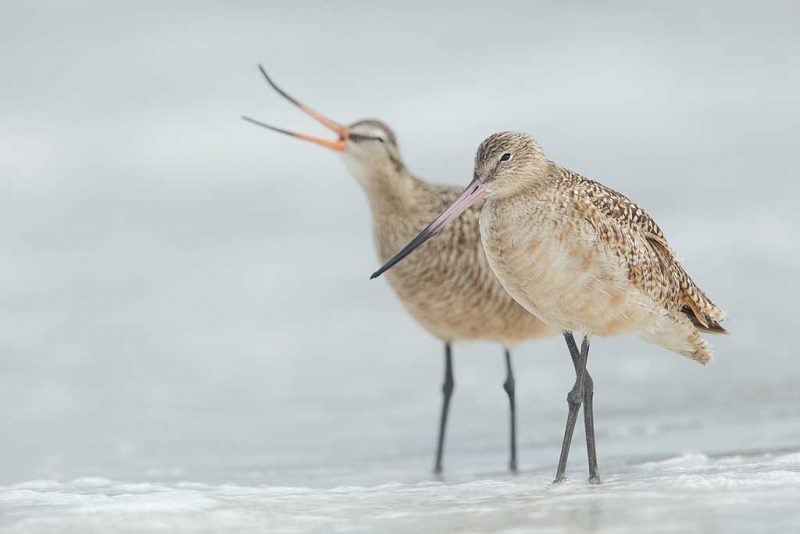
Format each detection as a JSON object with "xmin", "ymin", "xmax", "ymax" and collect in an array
[
  {"xmin": 379, "ymin": 239, "xmax": 551, "ymax": 345},
  {"xmin": 483, "ymin": 223, "xmax": 648, "ymax": 337},
  {"xmin": 386, "ymin": 268, "xmax": 548, "ymax": 344}
]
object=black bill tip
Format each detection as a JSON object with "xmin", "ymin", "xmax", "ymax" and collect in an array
[{"xmin": 257, "ymin": 65, "xmax": 303, "ymax": 108}]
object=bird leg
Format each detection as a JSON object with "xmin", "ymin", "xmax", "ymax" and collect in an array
[
  {"xmin": 434, "ymin": 342, "xmax": 455, "ymax": 474},
  {"xmin": 563, "ymin": 333, "xmax": 600, "ymax": 484},
  {"xmin": 554, "ymin": 332, "xmax": 591, "ymax": 483},
  {"xmin": 503, "ymin": 348, "xmax": 518, "ymax": 473}
]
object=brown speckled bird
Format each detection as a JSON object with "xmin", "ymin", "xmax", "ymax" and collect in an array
[
  {"xmin": 373, "ymin": 131, "xmax": 727, "ymax": 484},
  {"xmin": 244, "ymin": 69, "xmax": 557, "ymax": 474}
]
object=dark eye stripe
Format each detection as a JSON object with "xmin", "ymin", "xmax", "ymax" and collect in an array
[{"xmin": 350, "ymin": 133, "xmax": 386, "ymax": 143}]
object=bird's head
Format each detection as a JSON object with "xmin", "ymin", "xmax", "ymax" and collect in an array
[
  {"xmin": 473, "ymin": 131, "xmax": 548, "ymax": 198},
  {"xmin": 243, "ymin": 66, "xmax": 404, "ymax": 190}
]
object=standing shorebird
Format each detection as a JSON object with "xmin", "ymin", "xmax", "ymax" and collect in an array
[
  {"xmin": 373, "ymin": 131, "xmax": 727, "ymax": 483},
  {"xmin": 244, "ymin": 68, "xmax": 559, "ymax": 474}
]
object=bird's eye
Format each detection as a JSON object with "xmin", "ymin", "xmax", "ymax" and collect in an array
[
  {"xmin": 500, "ymin": 153, "xmax": 512, "ymax": 162},
  {"xmin": 376, "ymin": 136, "xmax": 385, "ymax": 143}
]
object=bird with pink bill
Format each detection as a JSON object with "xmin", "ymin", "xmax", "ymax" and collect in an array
[{"xmin": 372, "ymin": 131, "xmax": 728, "ymax": 483}]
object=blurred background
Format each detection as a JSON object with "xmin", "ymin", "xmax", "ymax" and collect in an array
[{"xmin": 1, "ymin": 0, "xmax": 800, "ymax": 530}]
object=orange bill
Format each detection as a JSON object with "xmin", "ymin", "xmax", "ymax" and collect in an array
[{"xmin": 243, "ymin": 65, "xmax": 349, "ymax": 151}]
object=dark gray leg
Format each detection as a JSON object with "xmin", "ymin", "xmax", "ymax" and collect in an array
[
  {"xmin": 503, "ymin": 349, "xmax": 518, "ymax": 472},
  {"xmin": 564, "ymin": 333, "xmax": 600, "ymax": 484},
  {"xmin": 583, "ymin": 378, "xmax": 599, "ymax": 484},
  {"xmin": 434, "ymin": 342, "xmax": 454, "ymax": 474},
  {"xmin": 554, "ymin": 332, "xmax": 591, "ymax": 484}
]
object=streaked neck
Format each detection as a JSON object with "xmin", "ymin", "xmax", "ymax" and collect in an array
[{"xmin": 342, "ymin": 156, "xmax": 417, "ymax": 215}]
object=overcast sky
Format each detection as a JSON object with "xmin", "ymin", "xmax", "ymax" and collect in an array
[{"xmin": 0, "ymin": 1, "xmax": 798, "ymax": 484}]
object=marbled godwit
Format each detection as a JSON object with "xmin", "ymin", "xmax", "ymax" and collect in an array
[
  {"xmin": 372, "ymin": 132, "xmax": 727, "ymax": 483},
  {"xmin": 243, "ymin": 68, "xmax": 558, "ymax": 474}
]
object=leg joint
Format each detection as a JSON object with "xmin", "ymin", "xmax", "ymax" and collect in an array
[
  {"xmin": 503, "ymin": 375, "xmax": 515, "ymax": 396},
  {"xmin": 567, "ymin": 386, "xmax": 583, "ymax": 407},
  {"xmin": 442, "ymin": 375, "xmax": 454, "ymax": 396}
]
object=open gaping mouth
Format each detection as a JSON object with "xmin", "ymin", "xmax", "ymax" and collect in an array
[{"xmin": 243, "ymin": 65, "xmax": 349, "ymax": 151}]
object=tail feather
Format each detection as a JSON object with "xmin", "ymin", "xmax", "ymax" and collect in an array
[
  {"xmin": 683, "ymin": 305, "xmax": 728, "ymax": 335},
  {"xmin": 680, "ymin": 274, "xmax": 727, "ymax": 335},
  {"xmin": 648, "ymin": 234, "xmax": 728, "ymax": 335},
  {"xmin": 684, "ymin": 331, "xmax": 713, "ymax": 364}
]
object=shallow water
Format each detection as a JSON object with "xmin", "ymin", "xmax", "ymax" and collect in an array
[
  {"xmin": 3, "ymin": 348, "xmax": 800, "ymax": 533},
  {"xmin": 4, "ymin": 450, "xmax": 800, "ymax": 533}
]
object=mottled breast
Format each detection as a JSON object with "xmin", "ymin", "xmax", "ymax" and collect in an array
[
  {"xmin": 479, "ymin": 191, "xmax": 653, "ymax": 337},
  {"xmin": 374, "ymin": 182, "xmax": 552, "ymax": 345}
]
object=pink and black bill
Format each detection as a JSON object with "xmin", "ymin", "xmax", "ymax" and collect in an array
[{"xmin": 370, "ymin": 175, "xmax": 488, "ymax": 279}]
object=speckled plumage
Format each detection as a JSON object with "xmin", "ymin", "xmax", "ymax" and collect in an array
[
  {"xmin": 348, "ymin": 123, "xmax": 552, "ymax": 346},
  {"xmin": 242, "ymin": 76, "xmax": 553, "ymax": 345},
  {"xmin": 475, "ymin": 132, "xmax": 727, "ymax": 363},
  {"xmin": 244, "ymin": 71, "xmax": 553, "ymax": 473},
  {"xmin": 370, "ymin": 175, "xmax": 553, "ymax": 345}
]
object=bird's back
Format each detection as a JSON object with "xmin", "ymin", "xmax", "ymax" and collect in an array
[
  {"xmin": 480, "ymin": 163, "xmax": 726, "ymax": 362},
  {"xmin": 573, "ymin": 171, "xmax": 726, "ymax": 333}
]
